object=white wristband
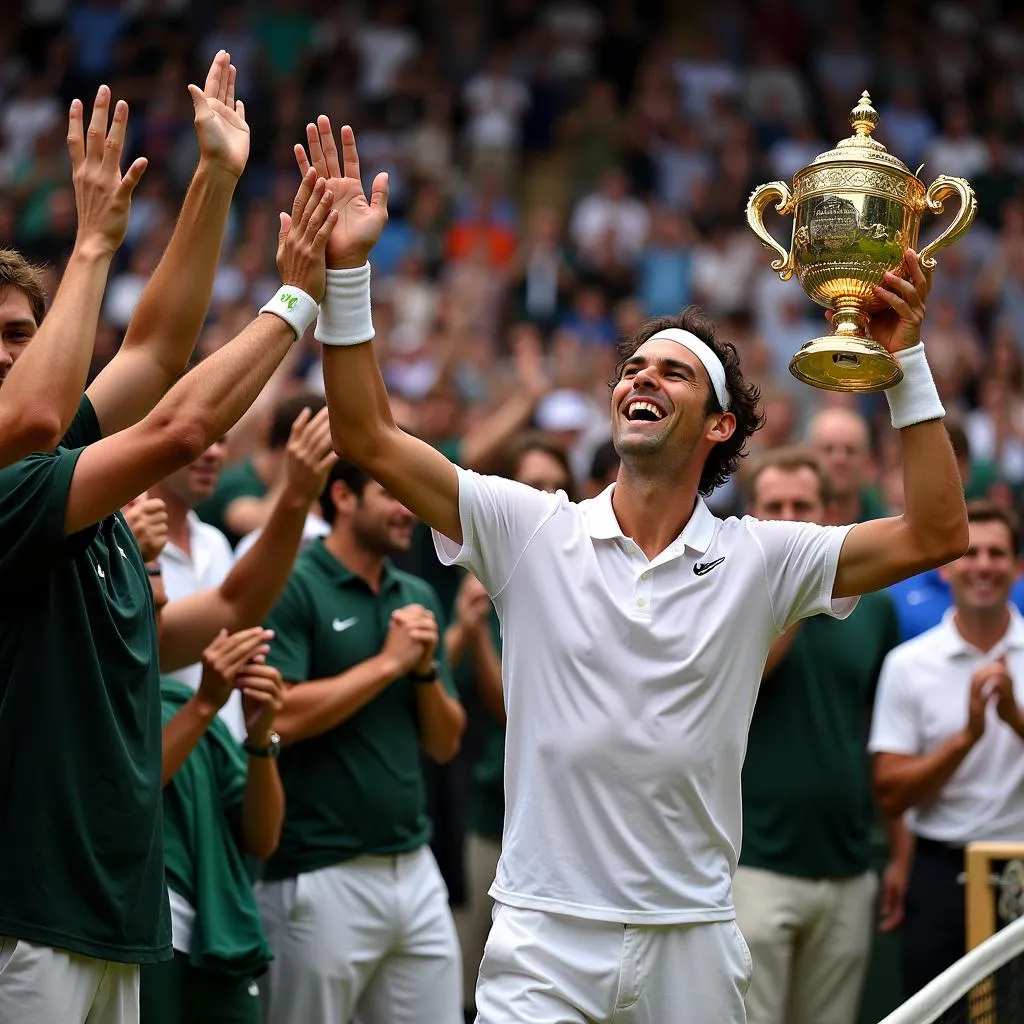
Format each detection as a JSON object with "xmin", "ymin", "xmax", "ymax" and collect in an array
[
  {"xmin": 315, "ymin": 263, "xmax": 375, "ymax": 346},
  {"xmin": 258, "ymin": 286, "xmax": 318, "ymax": 341},
  {"xmin": 885, "ymin": 343, "xmax": 945, "ymax": 429}
]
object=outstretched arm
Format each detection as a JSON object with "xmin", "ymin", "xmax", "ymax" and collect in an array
[
  {"xmin": 86, "ymin": 51, "xmax": 251, "ymax": 436},
  {"xmin": 297, "ymin": 117, "xmax": 463, "ymax": 542},
  {"xmin": 63, "ymin": 171, "xmax": 337, "ymax": 536},
  {"xmin": 0, "ymin": 87, "xmax": 146, "ymax": 465},
  {"xmin": 833, "ymin": 250, "xmax": 968, "ymax": 598}
]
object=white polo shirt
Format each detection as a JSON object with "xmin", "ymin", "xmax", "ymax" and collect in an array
[
  {"xmin": 868, "ymin": 607, "xmax": 1024, "ymax": 844},
  {"xmin": 433, "ymin": 469, "xmax": 856, "ymax": 924},
  {"xmin": 159, "ymin": 511, "xmax": 246, "ymax": 741}
]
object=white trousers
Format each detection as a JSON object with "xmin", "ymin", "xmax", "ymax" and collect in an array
[
  {"xmin": 453, "ymin": 833, "xmax": 501, "ymax": 1009},
  {"xmin": 732, "ymin": 866, "xmax": 878, "ymax": 1024},
  {"xmin": 257, "ymin": 846, "xmax": 462, "ymax": 1024},
  {"xmin": 475, "ymin": 905, "xmax": 752, "ymax": 1024},
  {"xmin": 0, "ymin": 937, "xmax": 139, "ymax": 1024}
]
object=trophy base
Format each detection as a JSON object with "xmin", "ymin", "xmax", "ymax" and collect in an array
[{"xmin": 788, "ymin": 336, "xmax": 904, "ymax": 393}]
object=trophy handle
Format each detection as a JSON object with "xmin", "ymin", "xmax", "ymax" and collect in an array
[
  {"xmin": 918, "ymin": 176, "xmax": 978, "ymax": 270},
  {"xmin": 745, "ymin": 182, "xmax": 796, "ymax": 280}
]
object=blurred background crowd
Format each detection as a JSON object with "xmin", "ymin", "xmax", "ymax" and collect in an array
[
  {"xmin": 7, "ymin": 1, "xmax": 1024, "ymax": 1020},
  {"xmin": 7, "ymin": 0, "xmax": 1024, "ymax": 519}
]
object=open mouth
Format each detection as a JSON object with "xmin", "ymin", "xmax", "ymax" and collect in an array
[{"xmin": 624, "ymin": 398, "xmax": 667, "ymax": 423}]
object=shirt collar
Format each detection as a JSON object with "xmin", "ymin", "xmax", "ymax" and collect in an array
[
  {"xmin": 160, "ymin": 510, "xmax": 208, "ymax": 565},
  {"xmin": 307, "ymin": 538, "xmax": 398, "ymax": 592},
  {"xmin": 584, "ymin": 484, "xmax": 717, "ymax": 555},
  {"xmin": 934, "ymin": 604, "xmax": 1024, "ymax": 659}
]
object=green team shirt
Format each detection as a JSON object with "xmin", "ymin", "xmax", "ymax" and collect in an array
[
  {"xmin": 160, "ymin": 680, "xmax": 271, "ymax": 977},
  {"xmin": 263, "ymin": 539, "xmax": 457, "ymax": 880},
  {"xmin": 453, "ymin": 607, "xmax": 505, "ymax": 841},
  {"xmin": 0, "ymin": 397, "xmax": 170, "ymax": 963},
  {"xmin": 740, "ymin": 590, "xmax": 900, "ymax": 879},
  {"xmin": 195, "ymin": 457, "xmax": 266, "ymax": 548}
]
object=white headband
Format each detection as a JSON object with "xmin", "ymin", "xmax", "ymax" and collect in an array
[{"xmin": 646, "ymin": 329, "xmax": 731, "ymax": 411}]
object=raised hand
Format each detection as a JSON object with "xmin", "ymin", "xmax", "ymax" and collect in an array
[
  {"xmin": 283, "ymin": 405, "xmax": 338, "ymax": 502},
  {"xmin": 122, "ymin": 491, "xmax": 169, "ymax": 563},
  {"xmin": 867, "ymin": 248, "xmax": 932, "ymax": 354},
  {"xmin": 67, "ymin": 85, "xmax": 148, "ymax": 257},
  {"xmin": 276, "ymin": 168, "xmax": 338, "ymax": 301},
  {"xmin": 239, "ymin": 661, "xmax": 285, "ymax": 747},
  {"xmin": 187, "ymin": 49, "xmax": 249, "ymax": 179},
  {"xmin": 294, "ymin": 117, "xmax": 389, "ymax": 269}
]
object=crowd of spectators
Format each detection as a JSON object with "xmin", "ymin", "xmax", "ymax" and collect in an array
[{"xmin": 5, "ymin": 0, "xmax": 1024, "ymax": 517}]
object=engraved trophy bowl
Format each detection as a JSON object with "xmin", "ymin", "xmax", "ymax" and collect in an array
[{"xmin": 746, "ymin": 91, "xmax": 977, "ymax": 393}]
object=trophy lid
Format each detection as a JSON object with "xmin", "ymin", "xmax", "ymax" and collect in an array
[{"xmin": 804, "ymin": 91, "xmax": 914, "ymax": 175}]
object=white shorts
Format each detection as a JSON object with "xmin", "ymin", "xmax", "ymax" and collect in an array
[
  {"xmin": 0, "ymin": 936, "xmax": 139, "ymax": 1024},
  {"xmin": 475, "ymin": 905, "xmax": 751, "ymax": 1024}
]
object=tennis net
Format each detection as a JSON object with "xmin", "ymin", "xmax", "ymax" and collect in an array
[{"xmin": 878, "ymin": 913, "xmax": 1024, "ymax": 1024}]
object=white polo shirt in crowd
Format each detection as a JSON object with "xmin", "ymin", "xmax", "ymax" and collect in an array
[
  {"xmin": 433, "ymin": 468, "xmax": 856, "ymax": 924},
  {"xmin": 869, "ymin": 607, "xmax": 1024, "ymax": 844},
  {"xmin": 159, "ymin": 510, "xmax": 246, "ymax": 740},
  {"xmin": 232, "ymin": 511, "xmax": 329, "ymax": 563}
]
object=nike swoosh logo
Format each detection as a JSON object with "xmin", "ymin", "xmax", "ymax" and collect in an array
[
  {"xmin": 693, "ymin": 557, "xmax": 725, "ymax": 576},
  {"xmin": 333, "ymin": 617, "xmax": 358, "ymax": 632}
]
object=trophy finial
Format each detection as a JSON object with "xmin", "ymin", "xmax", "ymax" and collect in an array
[{"xmin": 850, "ymin": 90, "xmax": 879, "ymax": 137}]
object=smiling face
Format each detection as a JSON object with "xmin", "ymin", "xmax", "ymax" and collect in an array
[
  {"xmin": 941, "ymin": 518, "xmax": 1019, "ymax": 616},
  {"xmin": 0, "ymin": 288, "xmax": 39, "ymax": 389},
  {"xmin": 611, "ymin": 338, "xmax": 731, "ymax": 468}
]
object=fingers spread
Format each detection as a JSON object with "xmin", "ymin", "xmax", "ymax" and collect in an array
[
  {"xmin": 318, "ymin": 115, "xmax": 342, "ymax": 178},
  {"xmin": 339, "ymin": 124, "xmax": 360, "ymax": 182}
]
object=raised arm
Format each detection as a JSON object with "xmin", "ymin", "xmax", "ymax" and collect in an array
[
  {"xmin": 62, "ymin": 170, "xmax": 337, "ymax": 537},
  {"xmin": 833, "ymin": 250, "xmax": 968, "ymax": 599},
  {"xmin": 86, "ymin": 51, "xmax": 250, "ymax": 436},
  {"xmin": 0, "ymin": 87, "xmax": 146, "ymax": 464},
  {"xmin": 158, "ymin": 406, "xmax": 336, "ymax": 671},
  {"xmin": 297, "ymin": 117, "xmax": 462, "ymax": 542}
]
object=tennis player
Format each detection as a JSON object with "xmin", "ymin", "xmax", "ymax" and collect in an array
[{"xmin": 299, "ymin": 115, "xmax": 968, "ymax": 1024}]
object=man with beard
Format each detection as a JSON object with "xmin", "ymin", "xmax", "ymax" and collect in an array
[{"xmin": 257, "ymin": 458, "xmax": 466, "ymax": 1024}]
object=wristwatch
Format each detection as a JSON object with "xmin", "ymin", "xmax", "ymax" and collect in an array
[
  {"xmin": 244, "ymin": 731, "xmax": 281, "ymax": 758},
  {"xmin": 409, "ymin": 660, "xmax": 440, "ymax": 684}
]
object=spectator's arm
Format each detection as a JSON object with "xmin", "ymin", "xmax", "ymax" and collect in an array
[{"xmin": 86, "ymin": 53, "xmax": 251, "ymax": 435}]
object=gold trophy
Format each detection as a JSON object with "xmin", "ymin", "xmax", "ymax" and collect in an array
[{"xmin": 746, "ymin": 91, "xmax": 977, "ymax": 392}]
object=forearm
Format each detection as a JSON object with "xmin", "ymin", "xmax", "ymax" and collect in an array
[
  {"xmin": 162, "ymin": 695, "xmax": 217, "ymax": 785},
  {"xmin": 322, "ymin": 342, "xmax": 397, "ymax": 464},
  {"xmin": 473, "ymin": 630, "xmax": 505, "ymax": 724},
  {"xmin": 240, "ymin": 757, "xmax": 285, "ymax": 859},
  {"xmin": 875, "ymin": 734, "xmax": 975, "ymax": 816},
  {"xmin": 416, "ymin": 682, "xmax": 466, "ymax": 763},
  {"xmin": 275, "ymin": 655, "xmax": 400, "ymax": 745},
  {"xmin": 444, "ymin": 623, "xmax": 472, "ymax": 669},
  {"xmin": 898, "ymin": 419, "xmax": 968, "ymax": 563},
  {"xmin": 460, "ymin": 390, "xmax": 541, "ymax": 471},
  {"xmin": 885, "ymin": 812, "xmax": 914, "ymax": 870},
  {"xmin": 159, "ymin": 589, "xmax": 237, "ymax": 672},
  {"xmin": 153, "ymin": 314, "xmax": 295, "ymax": 451},
  {"xmin": 0, "ymin": 246, "xmax": 112, "ymax": 454},
  {"xmin": 122, "ymin": 162, "xmax": 237, "ymax": 378},
  {"xmin": 219, "ymin": 486, "xmax": 310, "ymax": 628}
]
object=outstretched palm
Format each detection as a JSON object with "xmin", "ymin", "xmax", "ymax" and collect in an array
[
  {"xmin": 295, "ymin": 116, "xmax": 389, "ymax": 269},
  {"xmin": 188, "ymin": 49, "xmax": 250, "ymax": 179}
]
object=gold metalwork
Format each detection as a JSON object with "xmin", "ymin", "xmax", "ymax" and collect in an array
[{"xmin": 746, "ymin": 91, "xmax": 978, "ymax": 393}]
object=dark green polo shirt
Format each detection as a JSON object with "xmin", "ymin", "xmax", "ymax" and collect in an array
[
  {"xmin": 263, "ymin": 539, "xmax": 457, "ymax": 880},
  {"xmin": 0, "ymin": 397, "xmax": 170, "ymax": 963},
  {"xmin": 740, "ymin": 590, "xmax": 900, "ymax": 879},
  {"xmin": 195, "ymin": 457, "xmax": 266, "ymax": 548},
  {"xmin": 160, "ymin": 679, "xmax": 271, "ymax": 977}
]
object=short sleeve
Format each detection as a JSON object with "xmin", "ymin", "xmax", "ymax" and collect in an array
[
  {"xmin": 748, "ymin": 518, "xmax": 858, "ymax": 631},
  {"xmin": 264, "ymin": 576, "xmax": 315, "ymax": 684},
  {"xmin": 431, "ymin": 467, "xmax": 563, "ymax": 596},
  {"xmin": 61, "ymin": 396, "xmax": 102, "ymax": 450},
  {"xmin": 0, "ymin": 446, "xmax": 91, "ymax": 583},
  {"xmin": 868, "ymin": 652, "xmax": 922, "ymax": 756}
]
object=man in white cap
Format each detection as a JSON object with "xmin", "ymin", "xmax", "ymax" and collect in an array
[{"xmin": 294, "ymin": 115, "xmax": 968, "ymax": 1024}]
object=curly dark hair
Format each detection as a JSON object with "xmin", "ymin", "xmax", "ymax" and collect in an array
[{"xmin": 611, "ymin": 306, "xmax": 764, "ymax": 496}]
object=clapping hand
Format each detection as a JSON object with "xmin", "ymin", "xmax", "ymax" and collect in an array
[{"xmin": 283, "ymin": 406, "xmax": 338, "ymax": 504}]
